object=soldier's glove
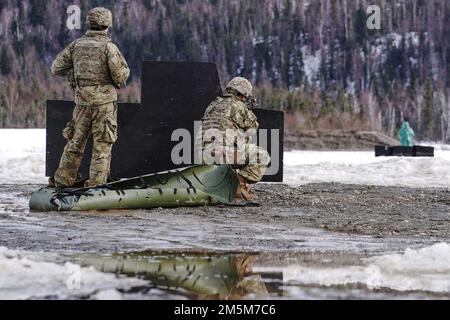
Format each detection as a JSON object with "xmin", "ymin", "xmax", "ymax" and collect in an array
[
  {"xmin": 113, "ymin": 81, "xmax": 127, "ymax": 89},
  {"xmin": 246, "ymin": 96, "xmax": 257, "ymax": 110},
  {"xmin": 65, "ymin": 69, "xmax": 76, "ymax": 91}
]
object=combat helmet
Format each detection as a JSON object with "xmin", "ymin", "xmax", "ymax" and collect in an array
[
  {"xmin": 226, "ymin": 77, "xmax": 253, "ymax": 98},
  {"xmin": 86, "ymin": 7, "xmax": 113, "ymax": 28}
]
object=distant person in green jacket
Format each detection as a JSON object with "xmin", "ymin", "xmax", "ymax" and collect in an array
[{"xmin": 398, "ymin": 121, "xmax": 415, "ymax": 146}]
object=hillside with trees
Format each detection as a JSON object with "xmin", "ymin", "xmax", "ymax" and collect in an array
[{"xmin": 0, "ymin": 0, "xmax": 449, "ymax": 141}]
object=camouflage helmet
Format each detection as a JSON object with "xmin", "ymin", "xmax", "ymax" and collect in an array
[
  {"xmin": 86, "ymin": 7, "xmax": 112, "ymax": 28},
  {"xmin": 226, "ymin": 77, "xmax": 253, "ymax": 98}
]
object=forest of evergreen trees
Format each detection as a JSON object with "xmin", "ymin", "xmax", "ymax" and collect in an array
[{"xmin": 0, "ymin": 0, "xmax": 449, "ymax": 141}]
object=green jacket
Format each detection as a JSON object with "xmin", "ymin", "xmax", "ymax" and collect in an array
[{"xmin": 398, "ymin": 122, "xmax": 415, "ymax": 146}]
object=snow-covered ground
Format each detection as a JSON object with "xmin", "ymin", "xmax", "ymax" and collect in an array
[
  {"xmin": 1, "ymin": 129, "xmax": 450, "ymax": 188},
  {"xmin": 0, "ymin": 129, "xmax": 46, "ymax": 184},
  {"xmin": 259, "ymin": 243, "xmax": 450, "ymax": 294},
  {"xmin": 0, "ymin": 246, "xmax": 147, "ymax": 299},
  {"xmin": 284, "ymin": 149, "xmax": 450, "ymax": 188},
  {"xmin": 1, "ymin": 242, "xmax": 449, "ymax": 298}
]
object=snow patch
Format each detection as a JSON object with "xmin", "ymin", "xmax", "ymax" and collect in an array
[
  {"xmin": 389, "ymin": 32, "xmax": 403, "ymax": 48},
  {"xmin": 275, "ymin": 243, "xmax": 450, "ymax": 293},
  {"xmin": 284, "ymin": 150, "xmax": 450, "ymax": 188},
  {"xmin": 92, "ymin": 289, "xmax": 123, "ymax": 300},
  {"xmin": 301, "ymin": 46, "xmax": 321, "ymax": 84},
  {"xmin": 0, "ymin": 129, "xmax": 45, "ymax": 154},
  {"xmin": 370, "ymin": 32, "xmax": 421, "ymax": 64},
  {"xmin": 0, "ymin": 246, "xmax": 146, "ymax": 299},
  {"xmin": 236, "ymin": 55, "xmax": 245, "ymax": 76},
  {"xmin": 0, "ymin": 129, "xmax": 47, "ymax": 184}
]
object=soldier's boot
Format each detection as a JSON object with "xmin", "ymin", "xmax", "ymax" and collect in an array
[
  {"xmin": 48, "ymin": 176, "xmax": 56, "ymax": 188},
  {"xmin": 84, "ymin": 177, "xmax": 118, "ymax": 188},
  {"xmin": 54, "ymin": 179, "xmax": 72, "ymax": 191},
  {"xmin": 49, "ymin": 176, "xmax": 71, "ymax": 190},
  {"xmin": 72, "ymin": 176, "xmax": 88, "ymax": 188},
  {"xmin": 53, "ymin": 174, "xmax": 73, "ymax": 189},
  {"xmin": 48, "ymin": 176, "xmax": 71, "ymax": 188},
  {"xmin": 235, "ymin": 174, "xmax": 258, "ymax": 201},
  {"xmin": 52, "ymin": 175, "xmax": 86, "ymax": 190}
]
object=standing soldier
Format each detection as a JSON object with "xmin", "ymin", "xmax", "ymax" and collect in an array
[
  {"xmin": 196, "ymin": 77, "xmax": 270, "ymax": 201},
  {"xmin": 50, "ymin": 7, "xmax": 130, "ymax": 188}
]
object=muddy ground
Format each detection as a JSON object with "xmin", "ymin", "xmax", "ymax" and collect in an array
[
  {"xmin": 252, "ymin": 183, "xmax": 450, "ymax": 238},
  {"xmin": 1, "ymin": 183, "xmax": 449, "ymax": 255}
]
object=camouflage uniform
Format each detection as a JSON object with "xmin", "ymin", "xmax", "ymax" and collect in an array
[
  {"xmin": 51, "ymin": 7, "xmax": 129, "ymax": 187},
  {"xmin": 196, "ymin": 78, "xmax": 270, "ymax": 183}
]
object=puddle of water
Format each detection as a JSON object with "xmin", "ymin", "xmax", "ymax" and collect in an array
[
  {"xmin": 73, "ymin": 249, "xmax": 450, "ymax": 300},
  {"xmin": 1, "ymin": 245, "xmax": 449, "ymax": 299},
  {"xmin": 75, "ymin": 251, "xmax": 281, "ymax": 300}
]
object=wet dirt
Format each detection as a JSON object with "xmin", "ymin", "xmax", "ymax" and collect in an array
[{"xmin": 1, "ymin": 183, "xmax": 448, "ymax": 254}]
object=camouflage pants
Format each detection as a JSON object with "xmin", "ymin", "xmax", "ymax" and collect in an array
[
  {"xmin": 199, "ymin": 142, "xmax": 270, "ymax": 183},
  {"xmin": 54, "ymin": 102, "xmax": 118, "ymax": 187}
]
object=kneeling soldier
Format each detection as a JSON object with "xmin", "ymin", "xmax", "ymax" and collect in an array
[{"xmin": 196, "ymin": 77, "xmax": 270, "ymax": 200}]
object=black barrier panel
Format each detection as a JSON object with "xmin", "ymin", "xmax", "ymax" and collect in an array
[
  {"xmin": 252, "ymin": 108, "xmax": 284, "ymax": 182},
  {"xmin": 141, "ymin": 61, "xmax": 223, "ymax": 118},
  {"xmin": 374, "ymin": 145, "xmax": 434, "ymax": 157},
  {"xmin": 391, "ymin": 146, "xmax": 414, "ymax": 156},
  {"xmin": 374, "ymin": 145, "xmax": 388, "ymax": 157},
  {"xmin": 46, "ymin": 61, "xmax": 283, "ymax": 182},
  {"xmin": 414, "ymin": 145, "xmax": 434, "ymax": 157}
]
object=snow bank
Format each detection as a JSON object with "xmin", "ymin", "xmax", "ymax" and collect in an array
[
  {"xmin": 0, "ymin": 246, "xmax": 146, "ymax": 299},
  {"xmin": 267, "ymin": 243, "xmax": 450, "ymax": 293},
  {"xmin": 0, "ymin": 129, "xmax": 47, "ymax": 184},
  {"xmin": 284, "ymin": 150, "xmax": 450, "ymax": 188},
  {"xmin": 1, "ymin": 129, "xmax": 450, "ymax": 188}
]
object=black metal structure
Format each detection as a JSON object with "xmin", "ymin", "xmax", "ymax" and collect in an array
[{"xmin": 375, "ymin": 145, "xmax": 434, "ymax": 157}]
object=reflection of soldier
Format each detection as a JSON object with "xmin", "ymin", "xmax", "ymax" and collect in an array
[
  {"xmin": 50, "ymin": 7, "xmax": 130, "ymax": 188},
  {"xmin": 196, "ymin": 77, "xmax": 270, "ymax": 201},
  {"xmin": 216, "ymin": 254, "xmax": 270, "ymax": 300},
  {"xmin": 77, "ymin": 253, "xmax": 269, "ymax": 300},
  {"xmin": 398, "ymin": 121, "xmax": 415, "ymax": 146}
]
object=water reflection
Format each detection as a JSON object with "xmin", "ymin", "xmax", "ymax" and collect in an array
[{"xmin": 75, "ymin": 251, "xmax": 283, "ymax": 300}]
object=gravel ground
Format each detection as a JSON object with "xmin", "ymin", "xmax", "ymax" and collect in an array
[
  {"xmin": 252, "ymin": 183, "xmax": 450, "ymax": 238},
  {"xmin": 0, "ymin": 183, "xmax": 449, "ymax": 254}
]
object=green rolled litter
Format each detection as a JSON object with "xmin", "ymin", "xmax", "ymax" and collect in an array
[{"xmin": 29, "ymin": 164, "xmax": 238, "ymax": 212}]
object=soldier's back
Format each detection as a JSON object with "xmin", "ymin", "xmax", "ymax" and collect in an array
[
  {"xmin": 202, "ymin": 95, "xmax": 244, "ymax": 132},
  {"xmin": 73, "ymin": 32, "xmax": 112, "ymax": 86},
  {"xmin": 204, "ymin": 96, "xmax": 233, "ymax": 118},
  {"xmin": 71, "ymin": 31, "xmax": 118, "ymax": 106}
]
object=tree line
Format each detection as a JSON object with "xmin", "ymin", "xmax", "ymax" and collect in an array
[{"xmin": 0, "ymin": 0, "xmax": 449, "ymax": 141}]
